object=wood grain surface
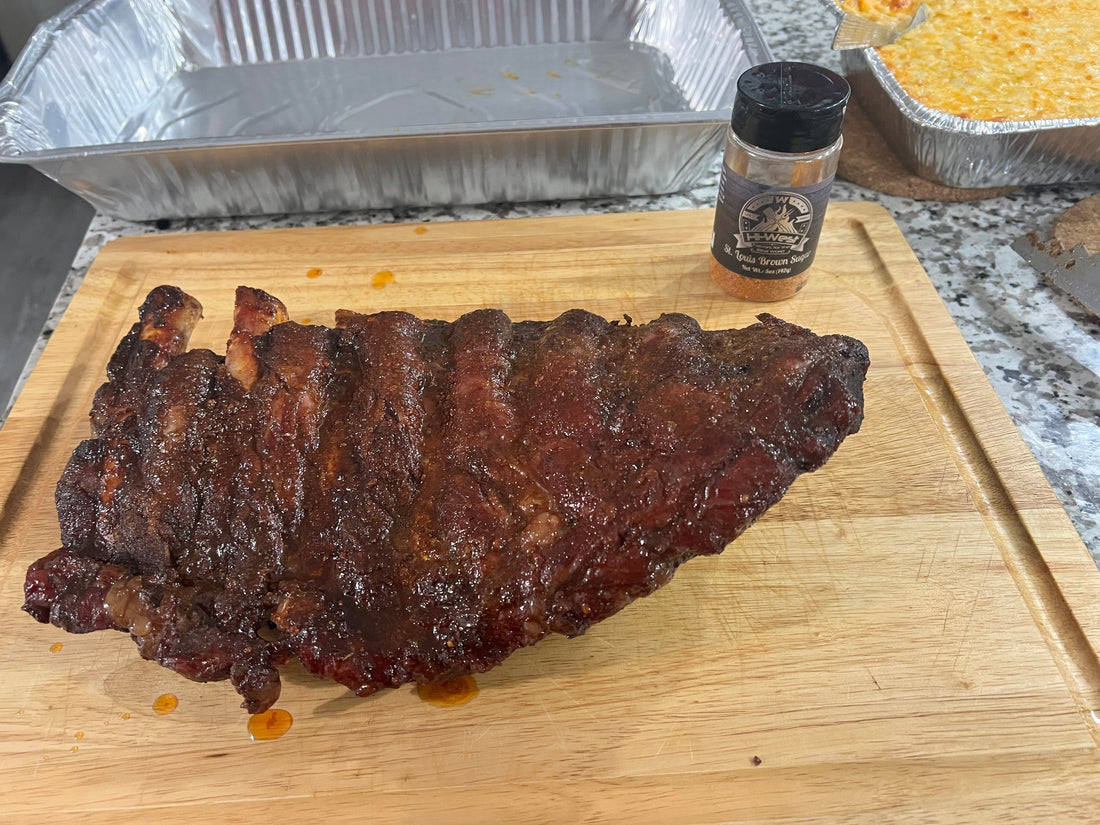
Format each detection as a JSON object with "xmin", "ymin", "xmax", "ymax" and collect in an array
[{"xmin": 1, "ymin": 204, "xmax": 1098, "ymax": 823}]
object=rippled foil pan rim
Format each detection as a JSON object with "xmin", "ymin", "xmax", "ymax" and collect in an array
[
  {"xmin": 3, "ymin": 116, "xmax": 730, "ymax": 163},
  {"xmin": 0, "ymin": 0, "xmax": 773, "ymax": 218},
  {"xmin": 827, "ymin": 3, "xmax": 1100, "ymax": 187}
]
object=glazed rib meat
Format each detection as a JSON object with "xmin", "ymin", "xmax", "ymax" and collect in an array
[{"xmin": 24, "ymin": 286, "xmax": 868, "ymax": 713}]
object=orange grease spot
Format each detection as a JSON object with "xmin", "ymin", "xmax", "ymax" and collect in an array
[
  {"xmin": 372, "ymin": 270, "xmax": 396, "ymax": 289},
  {"xmin": 502, "ymin": 70, "xmax": 519, "ymax": 80},
  {"xmin": 50, "ymin": 643, "xmax": 63, "ymax": 653},
  {"xmin": 417, "ymin": 675, "xmax": 479, "ymax": 707},
  {"xmin": 414, "ymin": 226, "xmax": 428, "ymax": 234},
  {"xmin": 153, "ymin": 694, "xmax": 179, "ymax": 715},
  {"xmin": 74, "ymin": 731, "xmax": 84, "ymax": 740},
  {"xmin": 248, "ymin": 708, "xmax": 293, "ymax": 741},
  {"xmin": 306, "ymin": 268, "xmax": 323, "ymax": 279}
]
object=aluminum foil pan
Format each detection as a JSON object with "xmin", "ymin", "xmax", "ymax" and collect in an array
[
  {"xmin": 0, "ymin": 0, "xmax": 771, "ymax": 220},
  {"xmin": 838, "ymin": 41, "xmax": 1100, "ymax": 188}
]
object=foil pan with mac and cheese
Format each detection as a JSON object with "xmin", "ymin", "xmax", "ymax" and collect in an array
[{"xmin": 832, "ymin": 0, "xmax": 1100, "ymax": 187}]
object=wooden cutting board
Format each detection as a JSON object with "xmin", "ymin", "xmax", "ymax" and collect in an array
[{"xmin": 1, "ymin": 204, "xmax": 1098, "ymax": 823}]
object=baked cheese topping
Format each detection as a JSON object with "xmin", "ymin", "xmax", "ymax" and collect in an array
[{"xmin": 841, "ymin": 0, "xmax": 1100, "ymax": 121}]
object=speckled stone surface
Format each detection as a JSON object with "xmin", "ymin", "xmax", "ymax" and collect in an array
[{"xmin": 10, "ymin": 0, "xmax": 1100, "ymax": 566}]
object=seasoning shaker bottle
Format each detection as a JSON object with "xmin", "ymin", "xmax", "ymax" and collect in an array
[{"xmin": 710, "ymin": 62, "xmax": 850, "ymax": 301}]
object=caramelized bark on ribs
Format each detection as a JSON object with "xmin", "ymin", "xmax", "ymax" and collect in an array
[{"xmin": 24, "ymin": 286, "xmax": 869, "ymax": 713}]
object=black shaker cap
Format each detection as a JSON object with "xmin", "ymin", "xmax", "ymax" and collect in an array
[{"xmin": 731, "ymin": 62, "xmax": 850, "ymax": 154}]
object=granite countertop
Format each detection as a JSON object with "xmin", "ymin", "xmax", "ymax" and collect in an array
[{"xmin": 12, "ymin": 2, "xmax": 1100, "ymax": 566}]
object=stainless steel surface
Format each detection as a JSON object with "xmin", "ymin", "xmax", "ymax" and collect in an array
[
  {"xmin": 0, "ymin": 165, "xmax": 94, "ymax": 417},
  {"xmin": 0, "ymin": 0, "xmax": 70, "ymax": 58},
  {"xmin": 830, "ymin": 3, "xmax": 926, "ymax": 50},
  {"xmin": 0, "ymin": 0, "xmax": 772, "ymax": 219},
  {"xmin": 1012, "ymin": 233, "xmax": 1100, "ymax": 318}
]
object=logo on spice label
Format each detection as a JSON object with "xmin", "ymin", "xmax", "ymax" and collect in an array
[
  {"xmin": 711, "ymin": 171, "xmax": 833, "ymax": 280},
  {"xmin": 735, "ymin": 192, "xmax": 814, "ymax": 255}
]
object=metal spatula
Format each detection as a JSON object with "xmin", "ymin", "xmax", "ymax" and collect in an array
[
  {"xmin": 832, "ymin": 3, "xmax": 929, "ymax": 49},
  {"xmin": 1011, "ymin": 233, "xmax": 1100, "ymax": 318}
]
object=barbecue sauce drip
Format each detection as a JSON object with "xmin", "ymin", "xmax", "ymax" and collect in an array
[
  {"xmin": 416, "ymin": 676, "xmax": 479, "ymax": 707},
  {"xmin": 372, "ymin": 270, "xmax": 395, "ymax": 289},
  {"xmin": 248, "ymin": 708, "xmax": 293, "ymax": 741}
]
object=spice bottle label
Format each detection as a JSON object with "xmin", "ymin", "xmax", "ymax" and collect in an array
[{"xmin": 711, "ymin": 171, "xmax": 834, "ymax": 281}]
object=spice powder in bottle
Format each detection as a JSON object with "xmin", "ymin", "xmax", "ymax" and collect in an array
[{"xmin": 710, "ymin": 62, "xmax": 850, "ymax": 301}]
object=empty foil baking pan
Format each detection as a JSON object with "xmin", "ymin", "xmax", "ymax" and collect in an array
[
  {"xmin": 0, "ymin": 0, "xmax": 771, "ymax": 219},
  {"xmin": 839, "ymin": 48, "xmax": 1100, "ymax": 189}
]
